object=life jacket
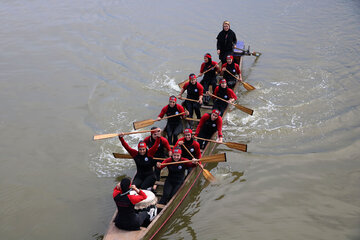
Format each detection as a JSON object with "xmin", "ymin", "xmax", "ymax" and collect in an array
[
  {"xmin": 166, "ymin": 105, "xmax": 182, "ymax": 125},
  {"xmin": 186, "ymin": 82, "xmax": 201, "ymax": 100},
  {"xmin": 216, "ymin": 87, "xmax": 230, "ymax": 107},
  {"xmin": 133, "ymin": 152, "xmax": 155, "ymax": 176},
  {"xmin": 223, "ymin": 62, "xmax": 237, "ymax": 82},
  {"xmin": 201, "ymin": 113, "xmax": 219, "ymax": 136},
  {"xmin": 113, "ymin": 192, "xmax": 140, "ymax": 230},
  {"xmin": 167, "ymin": 158, "xmax": 188, "ymax": 183},
  {"xmin": 203, "ymin": 61, "xmax": 217, "ymax": 80}
]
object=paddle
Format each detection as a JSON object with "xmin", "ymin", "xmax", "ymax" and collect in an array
[
  {"xmin": 208, "ymin": 92, "xmax": 254, "ymax": 115},
  {"xmin": 93, "ymin": 129, "xmax": 155, "ymax": 140},
  {"xmin": 234, "ymin": 47, "xmax": 262, "ymax": 57},
  {"xmin": 161, "ymin": 153, "xmax": 226, "ymax": 166},
  {"xmin": 182, "ymin": 145, "xmax": 216, "ymax": 182},
  {"xmin": 195, "ymin": 136, "xmax": 247, "ymax": 152},
  {"xmin": 133, "ymin": 112, "xmax": 185, "ymax": 130},
  {"xmin": 178, "ymin": 64, "xmax": 217, "ymax": 88},
  {"xmin": 224, "ymin": 69, "xmax": 256, "ymax": 91},
  {"xmin": 179, "ymin": 97, "xmax": 200, "ymax": 103},
  {"xmin": 112, "ymin": 153, "xmax": 164, "ymax": 160},
  {"xmin": 184, "ymin": 117, "xmax": 200, "ymax": 122}
]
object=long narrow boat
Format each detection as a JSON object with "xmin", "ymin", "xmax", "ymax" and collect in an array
[{"xmin": 103, "ymin": 41, "xmax": 247, "ymax": 240}]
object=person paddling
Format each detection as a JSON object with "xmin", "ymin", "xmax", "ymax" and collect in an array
[
  {"xmin": 112, "ymin": 177, "xmax": 149, "ymax": 231},
  {"xmin": 198, "ymin": 53, "xmax": 220, "ymax": 104},
  {"xmin": 156, "ymin": 147, "xmax": 196, "ymax": 205},
  {"xmin": 194, "ymin": 109, "xmax": 223, "ymax": 149},
  {"xmin": 157, "ymin": 96, "xmax": 186, "ymax": 145},
  {"xmin": 216, "ymin": 20, "xmax": 237, "ymax": 65},
  {"xmin": 220, "ymin": 55, "xmax": 241, "ymax": 89},
  {"xmin": 174, "ymin": 128, "xmax": 201, "ymax": 160},
  {"xmin": 118, "ymin": 133, "xmax": 160, "ymax": 190},
  {"xmin": 209, "ymin": 79, "xmax": 237, "ymax": 116},
  {"xmin": 178, "ymin": 73, "xmax": 203, "ymax": 127}
]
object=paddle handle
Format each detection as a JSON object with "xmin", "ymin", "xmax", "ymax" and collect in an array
[
  {"xmin": 180, "ymin": 97, "xmax": 199, "ymax": 103},
  {"xmin": 225, "ymin": 69, "xmax": 241, "ymax": 81},
  {"xmin": 182, "ymin": 144, "xmax": 195, "ymax": 159},
  {"xmin": 161, "ymin": 159, "xmax": 200, "ymax": 166},
  {"xmin": 123, "ymin": 129, "xmax": 155, "ymax": 135},
  {"xmin": 185, "ymin": 117, "xmax": 200, "ymax": 122},
  {"xmin": 209, "ymin": 92, "xmax": 232, "ymax": 105},
  {"xmin": 194, "ymin": 136, "xmax": 219, "ymax": 144},
  {"xmin": 160, "ymin": 112, "xmax": 185, "ymax": 120}
]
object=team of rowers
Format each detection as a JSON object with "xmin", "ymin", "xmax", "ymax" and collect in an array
[{"xmin": 112, "ymin": 20, "xmax": 240, "ymax": 231}]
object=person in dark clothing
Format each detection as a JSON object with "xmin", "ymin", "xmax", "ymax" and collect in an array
[
  {"xmin": 113, "ymin": 177, "xmax": 149, "ymax": 231},
  {"xmin": 174, "ymin": 128, "xmax": 201, "ymax": 160},
  {"xmin": 118, "ymin": 134, "xmax": 160, "ymax": 189},
  {"xmin": 220, "ymin": 54, "xmax": 241, "ymax": 89},
  {"xmin": 157, "ymin": 96, "xmax": 186, "ymax": 145},
  {"xmin": 198, "ymin": 53, "xmax": 220, "ymax": 105},
  {"xmin": 178, "ymin": 73, "xmax": 203, "ymax": 127},
  {"xmin": 194, "ymin": 109, "xmax": 223, "ymax": 149},
  {"xmin": 144, "ymin": 127, "xmax": 172, "ymax": 191},
  {"xmin": 210, "ymin": 79, "xmax": 237, "ymax": 116},
  {"xmin": 156, "ymin": 148, "xmax": 196, "ymax": 205},
  {"xmin": 216, "ymin": 21, "xmax": 237, "ymax": 65}
]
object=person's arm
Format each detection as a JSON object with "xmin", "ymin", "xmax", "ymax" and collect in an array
[
  {"xmin": 193, "ymin": 141, "xmax": 202, "ymax": 159},
  {"xmin": 214, "ymin": 61, "xmax": 220, "ymax": 74},
  {"xmin": 161, "ymin": 137, "xmax": 172, "ymax": 155},
  {"xmin": 235, "ymin": 63, "xmax": 241, "ymax": 75},
  {"xmin": 119, "ymin": 136, "xmax": 138, "ymax": 157},
  {"xmin": 183, "ymin": 157, "xmax": 197, "ymax": 168},
  {"xmin": 195, "ymin": 114, "xmax": 209, "ymax": 136},
  {"xmin": 128, "ymin": 186, "xmax": 147, "ymax": 205},
  {"xmin": 198, "ymin": 62, "xmax": 205, "ymax": 76},
  {"xmin": 148, "ymin": 137, "xmax": 161, "ymax": 158},
  {"xmin": 178, "ymin": 82, "xmax": 189, "ymax": 99},
  {"xmin": 212, "ymin": 86, "xmax": 219, "ymax": 99},
  {"xmin": 216, "ymin": 32, "xmax": 221, "ymax": 55},
  {"xmin": 177, "ymin": 104, "xmax": 186, "ymax": 118},
  {"xmin": 216, "ymin": 117, "xmax": 223, "ymax": 141},
  {"xmin": 157, "ymin": 157, "xmax": 172, "ymax": 169},
  {"xmin": 228, "ymin": 89, "xmax": 237, "ymax": 103},
  {"xmin": 173, "ymin": 137, "xmax": 184, "ymax": 149},
  {"xmin": 158, "ymin": 105, "xmax": 168, "ymax": 119},
  {"xmin": 220, "ymin": 63, "xmax": 227, "ymax": 76},
  {"xmin": 197, "ymin": 83, "xmax": 203, "ymax": 104},
  {"xmin": 232, "ymin": 30, "xmax": 237, "ymax": 47},
  {"xmin": 113, "ymin": 185, "xmax": 122, "ymax": 198}
]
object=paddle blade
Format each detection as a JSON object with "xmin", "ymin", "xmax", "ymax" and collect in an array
[
  {"xmin": 234, "ymin": 104, "xmax": 254, "ymax": 115},
  {"xmin": 224, "ymin": 142, "xmax": 247, "ymax": 152},
  {"xmin": 201, "ymin": 153, "xmax": 227, "ymax": 163},
  {"xmin": 202, "ymin": 169, "xmax": 216, "ymax": 182},
  {"xmin": 178, "ymin": 80, "xmax": 189, "ymax": 88},
  {"xmin": 113, "ymin": 153, "xmax": 133, "ymax": 159},
  {"xmin": 133, "ymin": 119, "xmax": 155, "ymax": 130},
  {"xmin": 93, "ymin": 133, "xmax": 119, "ymax": 140},
  {"xmin": 242, "ymin": 81, "xmax": 256, "ymax": 91}
]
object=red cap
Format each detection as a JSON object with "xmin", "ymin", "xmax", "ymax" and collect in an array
[
  {"xmin": 184, "ymin": 128, "xmax": 192, "ymax": 134},
  {"xmin": 204, "ymin": 53, "xmax": 211, "ymax": 59},
  {"xmin": 189, "ymin": 74, "xmax": 197, "ymax": 80},
  {"xmin": 226, "ymin": 55, "xmax": 233, "ymax": 60},
  {"xmin": 220, "ymin": 79, "xmax": 227, "ymax": 84},
  {"xmin": 173, "ymin": 147, "xmax": 182, "ymax": 154},
  {"xmin": 169, "ymin": 96, "xmax": 177, "ymax": 102},
  {"xmin": 212, "ymin": 109, "xmax": 220, "ymax": 116},
  {"xmin": 138, "ymin": 141, "xmax": 147, "ymax": 148}
]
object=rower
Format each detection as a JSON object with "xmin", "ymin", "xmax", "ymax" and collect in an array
[
  {"xmin": 178, "ymin": 73, "xmax": 203, "ymax": 127},
  {"xmin": 209, "ymin": 78, "xmax": 237, "ymax": 116},
  {"xmin": 198, "ymin": 53, "xmax": 220, "ymax": 105},
  {"xmin": 144, "ymin": 127, "xmax": 172, "ymax": 190},
  {"xmin": 118, "ymin": 133, "xmax": 160, "ymax": 190},
  {"xmin": 157, "ymin": 96, "xmax": 186, "ymax": 145},
  {"xmin": 112, "ymin": 177, "xmax": 149, "ymax": 231},
  {"xmin": 174, "ymin": 128, "xmax": 201, "ymax": 160},
  {"xmin": 220, "ymin": 54, "xmax": 241, "ymax": 89},
  {"xmin": 194, "ymin": 109, "xmax": 223, "ymax": 150},
  {"xmin": 156, "ymin": 147, "xmax": 197, "ymax": 205}
]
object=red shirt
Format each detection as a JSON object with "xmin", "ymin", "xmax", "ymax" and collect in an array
[{"xmin": 195, "ymin": 113, "xmax": 223, "ymax": 138}]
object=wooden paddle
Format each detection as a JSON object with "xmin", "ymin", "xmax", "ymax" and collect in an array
[
  {"xmin": 112, "ymin": 153, "xmax": 164, "ymax": 160},
  {"xmin": 178, "ymin": 64, "xmax": 218, "ymax": 88},
  {"xmin": 208, "ymin": 92, "xmax": 254, "ymax": 115},
  {"xmin": 93, "ymin": 129, "xmax": 155, "ymax": 140},
  {"xmin": 180, "ymin": 97, "xmax": 200, "ymax": 103},
  {"xmin": 133, "ymin": 112, "xmax": 185, "ymax": 130},
  {"xmin": 184, "ymin": 117, "xmax": 200, "ymax": 122},
  {"xmin": 161, "ymin": 153, "xmax": 226, "ymax": 166},
  {"xmin": 224, "ymin": 69, "xmax": 256, "ymax": 91},
  {"xmin": 195, "ymin": 136, "xmax": 247, "ymax": 152},
  {"xmin": 234, "ymin": 47, "xmax": 262, "ymax": 57},
  {"xmin": 182, "ymin": 145, "xmax": 216, "ymax": 182}
]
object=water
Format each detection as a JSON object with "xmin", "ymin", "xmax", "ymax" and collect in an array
[{"xmin": 1, "ymin": 0, "xmax": 359, "ymax": 239}]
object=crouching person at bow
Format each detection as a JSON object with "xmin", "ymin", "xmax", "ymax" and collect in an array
[{"xmin": 156, "ymin": 147, "xmax": 197, "ymax": 205}]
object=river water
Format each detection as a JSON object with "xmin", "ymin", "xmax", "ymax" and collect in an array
[{"xmin": 1, "ymin": 0, "xmax": 359, "ymax": 239}]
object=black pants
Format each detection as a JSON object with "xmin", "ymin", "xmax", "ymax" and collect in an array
[
  {"xmin": 201, "ymin": 76, "xmax": 217, "ymax": 93},
  {"xmin": 133, "ymin": 173, "xmax": 156, "ymax": 190},
  {"xmin": 219, "ymin": 50, "xmax": 233, "ymax": 65},
  {"xmin": 114, "ymin": 210, "xmax": 148, "ymax": 231},
  {"xmin": 213, "ymin": 100, "xmax": 228, "ymax": 117},
  {"xmin": 159, "ymin": 180, "xmax": 183, "ymax": 205},
  {"xmin": 185, "ymin": 100, "xmax": 201, "ymax": 119},
  {"xmin": 166, "ymin": 123, "xmax": 183, "ymax": 145}
]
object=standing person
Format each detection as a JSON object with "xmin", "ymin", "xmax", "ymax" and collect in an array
[
  {"xmin": 157, "ymin": 96, "xmax": 185, "ymax": 145},
  {"xmin": 144, "ymin": 127, "xmax": 172, "ymax": 189},
  {"xmin": 156, "ymin": 148, "xmax": 196, "ymax": 205},
  {"xmin": 178, "ymin": 73, "xmax": 203, "ymax": 127},
  {"xmin": 209, "ymin": 79, "xmax": 237, "ymax": 116},
  {"xmin": 220, "ymin": 54, "xmax": 241, "ymax": 89},
  {"xmin": 216, "ymin": 20, "xmax": 237, "ymax": 65},
  {"xmin": 112, "ymin": 177, "xmax": 149, "ymax": 231},
  {"xmin": 194, "ymin": 109, "xmax": 223, "ymax": 149},
  {"xmin": 198, "ymin": 53, "xmax": 220, "ymax": 105},
  {"xmin": 118, "ymin": 133, "xmax": 160, "ymax": 190},
  {"xmin": 174, "ymin": 128, "xmax": 201, "ymax": 160}
]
